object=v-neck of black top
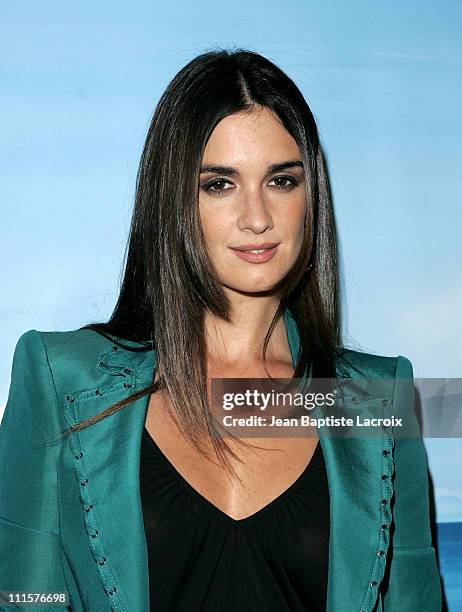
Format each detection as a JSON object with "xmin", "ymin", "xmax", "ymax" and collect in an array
[{"xmin": 140, "ymin": 426, "xmax": 330, "ymax": 611}]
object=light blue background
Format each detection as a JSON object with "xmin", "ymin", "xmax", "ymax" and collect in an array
[{"xmin": 1, "ymin": 0, "xmax": 461, "ymax": 537}]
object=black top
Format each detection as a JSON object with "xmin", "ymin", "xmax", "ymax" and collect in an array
[{"xmin": 140, "ymin": 427, "xmax": 330, "ymax": 611}]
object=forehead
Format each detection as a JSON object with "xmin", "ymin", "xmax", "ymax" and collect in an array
[{"xmin": 202, "ymin": 107, "xmax": 300, "ymax": 164}]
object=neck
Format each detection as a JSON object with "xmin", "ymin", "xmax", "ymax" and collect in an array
[{"xmin": 204, "ymin": 292, "xmax": 291, "ymax": 367}]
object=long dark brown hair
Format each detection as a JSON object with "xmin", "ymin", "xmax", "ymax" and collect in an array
[{"xmin": 64, "ymin": 47, "xmax": 343, "ymax": 477}]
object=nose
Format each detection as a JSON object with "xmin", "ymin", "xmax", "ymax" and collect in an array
[{"xmin": 237, "ymin": 189, "xmax": 274, "ymax": 233}]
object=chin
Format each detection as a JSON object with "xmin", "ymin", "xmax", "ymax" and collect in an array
[{"xmin": 223, "ymin": 272, "xmax": 287, "ymax": 295}]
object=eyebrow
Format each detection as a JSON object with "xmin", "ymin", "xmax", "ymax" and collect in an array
[{"xmin": 199, "ymin": 160, "xmax": 304, "ymax": 175}]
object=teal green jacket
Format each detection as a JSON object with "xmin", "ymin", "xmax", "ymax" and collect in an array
[{"xmin": 0, "ymin": 309, "xmax": 442, "ymax": 611}]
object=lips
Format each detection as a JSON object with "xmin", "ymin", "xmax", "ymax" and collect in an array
[
  {"xmin": 230, "ymin": 242, "xmax": 279, "ymax": 251},
  {"xmin": 230, "ymin": 243, "xmax": 279, "ymax": 264}
]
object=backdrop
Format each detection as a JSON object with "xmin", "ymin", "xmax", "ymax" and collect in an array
[{"xmin": 1, "ymin": 1, "xmax": 460, "ymax": 609}]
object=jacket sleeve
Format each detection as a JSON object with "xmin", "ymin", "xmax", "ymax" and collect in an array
[
  {"xmin": 381, "ymin": 355, "xmax": 442, "ymax": 611},
  {"xmin": 0, "ymin": 330, "xmax": 69, "ymax": 611}
]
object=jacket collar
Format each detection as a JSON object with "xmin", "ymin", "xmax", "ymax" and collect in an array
[{"xmin": 64, "ymin": 307, "xmax": 395, "ymax": 612}]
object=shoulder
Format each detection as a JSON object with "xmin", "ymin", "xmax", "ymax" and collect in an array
[
  {"xmin": 3, "ymin": 329, "xmax": 108, "ymax": 437},
  {"xmin": 9, "ymin": 327, "xmax": 116, "ymax": 399},
  {"xmin": 336, "ymin": 346, "xmax": 413, "ymax": 380},
  {"xmin": 39, "ymin": 327, "xmax": 113, "ymax": 358},
  {"xmin": 11, "ymin": 326, "xmax": 156, "ymax": 400},
  {"xmin": 12, "ymin": 327, "xmax": 113, "ymax": 372},
  {"xmin": 335, "ymin": 348, "xmax": 414, "ymax": 407},
  {"xmin": 13, "ymin": 326, "xmax": 110, "ymax": 353}
]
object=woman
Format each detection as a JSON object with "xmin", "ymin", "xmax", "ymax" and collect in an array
[{"xmin": 0, "ymin": 49, "xmax": 442, "ymax": 611}]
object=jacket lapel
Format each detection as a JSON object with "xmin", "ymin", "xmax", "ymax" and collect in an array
[
  {"xmin": 63, "ymin": 345, "xmax": 157, "ymax": 611},
  {"xmin": 64, "ymin": 308, "xmax": 395, "ymax": 612},
  {"xmin": 283, "ymin": 309, "xmax": 396, "ymax": 611}
]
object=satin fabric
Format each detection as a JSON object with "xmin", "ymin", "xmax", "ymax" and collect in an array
[{"xmin": 0, "ymin": 308, "xmax": 442, "ymax": 611}]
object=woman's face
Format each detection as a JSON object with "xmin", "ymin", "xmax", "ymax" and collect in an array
[{"xmin": 198, "ymin": 106, "xmax": 307, "ymax": 296}]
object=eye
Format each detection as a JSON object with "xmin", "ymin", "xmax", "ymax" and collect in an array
[
  {"xmin": 201, "ymin": 175, "xmax": 300, "ymax": 197},
  {"xmin": 269, "ymin": 176, "xmax": 299, "ymax": 191},
  {"xmin": 202, "ymin": 178, "xmax": 234, "ymax": 196}
]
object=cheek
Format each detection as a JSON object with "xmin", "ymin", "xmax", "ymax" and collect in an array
[
  {"xmin": 199, "ymin": 209, "xmax": 230, "ymax": 251},
  {"xmin": 277, "ymin": 205, "xmax": 306, "ymax": 242}
]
